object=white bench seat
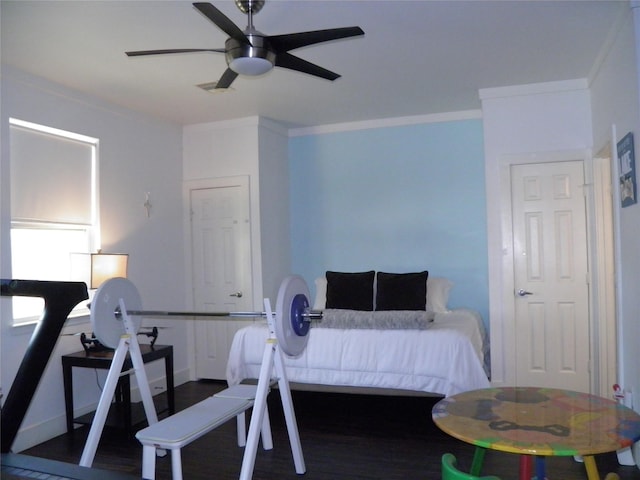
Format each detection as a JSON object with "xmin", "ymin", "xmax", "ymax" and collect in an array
[
  {"xmin": 213, "ymin": 384, "xmax": 273, "ymax": 448},
  {"xmin": 136, "ymin": 385, "xmax": 272, "ymax": 480}
]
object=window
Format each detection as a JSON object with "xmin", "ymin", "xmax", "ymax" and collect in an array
[{"xmin": 9, "ymin": 119, "xmax": 99, "ymax": 323}]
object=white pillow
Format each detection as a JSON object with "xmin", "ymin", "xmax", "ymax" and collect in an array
[
  {"xmin": 426, "ymin": 277, "xmax": 453, "ymax": 313},
  {"xmin": 314, "ymin": 275, "xmax": 452, "ymax": 313},
  {"xmin": 313, "ymin": 277, "xmax": 327, "ymax": 310}
]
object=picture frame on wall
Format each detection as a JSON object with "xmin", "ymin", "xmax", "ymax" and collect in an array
[{"xmin": 617, "ymin": 132, "xmax": 637, "ymax": 208}]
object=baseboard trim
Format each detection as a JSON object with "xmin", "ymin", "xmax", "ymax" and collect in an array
[{"xmin": 13, "ymin": 368, "xmax": 191, "ymax": 452}]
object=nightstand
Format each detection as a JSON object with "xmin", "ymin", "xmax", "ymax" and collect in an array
[{"xmin": 62, "ymin": 344, "xmax": 175, "ymax": 437}]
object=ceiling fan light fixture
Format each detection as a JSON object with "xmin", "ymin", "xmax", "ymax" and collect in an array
[
  {"xmin": 126, "ymin": 2, "xmax": 364, "ymax": 89},
  {"xmin": 229, "ymin": 56, "xmax": 273, "ymax": 75}
]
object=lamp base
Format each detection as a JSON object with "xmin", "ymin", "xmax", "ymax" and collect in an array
[{"xmin": 80, "ymin": 333, "xmax": 112, "ymax": 353}]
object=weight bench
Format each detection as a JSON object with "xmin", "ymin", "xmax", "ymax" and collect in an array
[{"xmin": 136, "ymin": 384, "xmax": 273, "ymax": 480}]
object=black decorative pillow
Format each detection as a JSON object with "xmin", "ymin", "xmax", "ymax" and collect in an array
[
  {"xmin": 325, "ymin": 270, "xmax": 375, "ymax": 311},
  {"xmin": 375, "ymin": 271, "xmax": 428, "ymax": 311}
]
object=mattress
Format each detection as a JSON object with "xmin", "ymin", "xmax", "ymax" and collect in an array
[{"xmin": 226, "ymin": 308, "xmax": 490, "ymax": 397}]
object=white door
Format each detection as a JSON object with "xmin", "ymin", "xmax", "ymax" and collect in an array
[
  {"xmin": 191, "ymin": 184, "xmax": 253, "ymax": 379},
  {"xmin": 511, "ymin": 160, "xmax": 590, "ymax": 392}
]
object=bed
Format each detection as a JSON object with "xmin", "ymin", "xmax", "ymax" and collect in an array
[{"xmin": 226, "ymin": 271, "xmax": 490, "ymax": 397}]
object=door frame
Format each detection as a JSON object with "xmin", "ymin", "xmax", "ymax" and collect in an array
[
  {"xmin": 183, "ymin": 175, "xmax": 252, "ymax": 380},
  {"xmin": 591, "ymin": 146, "xmax": 618, "ymax": 398},
  {"xmin": 490, "ymin": 149, "xmax": 616, "ymax": 396}
]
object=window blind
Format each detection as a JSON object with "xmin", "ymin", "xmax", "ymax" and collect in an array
[{"xmin": 10, "ymin": 123, "xmax": 95, "ymax": 225}]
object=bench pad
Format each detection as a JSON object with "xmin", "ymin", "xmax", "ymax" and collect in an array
[{"xmin": 136, "ymin": 396, "xmax": 253, "ymax": 448}]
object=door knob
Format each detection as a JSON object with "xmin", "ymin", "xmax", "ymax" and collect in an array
[
  {"xmin": 229, "ymin": 291, "xmax": 243, "ymax": 298},
  {"xmin": 517, "ymin": 289, "xmax": 533, "ymax": 297}
]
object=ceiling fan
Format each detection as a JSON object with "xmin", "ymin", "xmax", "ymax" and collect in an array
[{"xmin": 126, "ymin": 1, "xmax": 364, "ymax": 89}]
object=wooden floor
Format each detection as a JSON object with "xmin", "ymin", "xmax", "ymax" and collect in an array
[{"xmin": 22, "ymin": 380, "xmax": 639, "ymax": 480}]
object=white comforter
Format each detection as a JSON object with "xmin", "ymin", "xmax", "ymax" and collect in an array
[{"xmin": 226, "ymin": 308, "xmax": 490, "ymax": 397}]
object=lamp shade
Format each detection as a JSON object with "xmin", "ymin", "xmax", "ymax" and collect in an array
[
  {"xmin": 71, "ymin": 252, "xmax": 128, "ymax": 289},
  {"xmin": 90, "ymin": 253, "xmax": 128, "ymax": 289}
]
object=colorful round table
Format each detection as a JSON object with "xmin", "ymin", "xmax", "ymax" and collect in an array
[{"xmin": 432, "ymin": 387, "xmax": 640, "ymax": 480}]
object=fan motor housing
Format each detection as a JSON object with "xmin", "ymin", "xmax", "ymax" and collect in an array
[
  {"xmin": 234, "ymin": 0, "xmax": 265, "ymax": 14},
  {"xmin": 225, "ymin": 35, "xmax": 276, "ymax": 75}
]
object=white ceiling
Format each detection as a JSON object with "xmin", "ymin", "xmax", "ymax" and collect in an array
[{"xmin": 1, "ymin": 0, "xmax": 628, "ymax": 128}]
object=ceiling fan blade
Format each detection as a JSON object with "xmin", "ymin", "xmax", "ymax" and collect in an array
[
  {"xmin": 268, "ymin": 26, "xmax": 364, "ymax": 52},
  {"xmin": 275, "ymin": 52, "xmax": 340, "ymax": 81},
  {"xmin": 193, "ymin": 2, "xmax": 250, "ymax": 44},
  {"xmin": 216, "ymin": 68, "xmax": 239, "ymax": 89},
  {"xmin": 126, "ymin": 48, "xmax": 225, "ymax": 57}
]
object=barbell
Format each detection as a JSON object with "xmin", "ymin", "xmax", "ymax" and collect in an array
[{"xmin": 90, "ymin": 275, "xmax": 322, "ymax": 356}]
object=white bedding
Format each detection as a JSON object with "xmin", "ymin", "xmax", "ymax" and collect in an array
[{"xmin": 226, "ymin": 308, "xmax": 490, "ymax": 397}]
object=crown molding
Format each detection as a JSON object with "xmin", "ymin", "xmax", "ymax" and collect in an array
[
  {"xmin": 479, "ymin": 79, "xmax": 589, "ymax": 101},
  {"xmin": 288, "ymin": 110, "xmax": 482, "ymax": 137}
]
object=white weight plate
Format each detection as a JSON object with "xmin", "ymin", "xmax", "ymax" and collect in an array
[
  {"xmin": 275, "ymin": 275, "xmax": 311, "ymax": 357},
  {"xmin": 91, "ymin": 277, "xmax": 142, "ymax": 349}
]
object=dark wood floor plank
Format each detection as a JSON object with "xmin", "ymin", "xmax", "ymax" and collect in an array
[{"xmin": 20, "ymin": 380, "xmax": 640, "ymax": 479}]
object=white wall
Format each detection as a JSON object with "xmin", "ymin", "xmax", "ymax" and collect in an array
[
  {"xmin": 1, "ymin": 67, "xmax": 188, "ymax": 451},
  {"xmin": 590, "ymin": 6, "xmax": 640, "ymax": 411},
  {"xmin": 481, "ymin": 80, "xmax": 594, "ymax": 387},
  {"xmin": 482, "ymin": 3, "xmax": 640, "ymax": 410},
  {"xmin": 182, "ymin": 116, "xmax": 290, "ymax": 308},
  {"xmin": 257, "ymin": 121, "xmax": 291, "ymax": 302},
  {"xmin": 183, "ymin": 117, "xmax": 263, "ymax": 310}
]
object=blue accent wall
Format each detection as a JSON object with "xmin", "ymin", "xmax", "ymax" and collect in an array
[{"xmin": 289, "ymin": 119, "xmax": 489, "ymax": 327}]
